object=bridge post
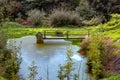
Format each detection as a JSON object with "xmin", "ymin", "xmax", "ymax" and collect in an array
[
  {"xmin": 44, "ymin": 30, "xmax": 46, "ymax": 39},
  {"xmin": 36, "ymin": 32, "xmax": 44, "ymax": 44},
  {"xmin": 66, "ymin": 31, "xmax": 69, "ymax": 39}
]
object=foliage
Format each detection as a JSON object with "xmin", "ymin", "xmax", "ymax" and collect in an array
[
  {"xmin": 103, "ymin": 74, "xmax": 120, "ymax": 80},
  {"xmin": 58, "ymin": 46, "xmax": 78, "ymax": 80},
  {"xmin": 99, "ymin": 14, "xmax": 120, "ymax": 41},
  {"xmin": 27, "ymin": 9, "xmax": 45, "ymax": 26},
  {"xmin": 101, "ymin": 70, "xmax": 118, "ymax": 78},
  {"xmin": 0, "ymin": 0, "xmax": 21, "ymax": 22},
  {"xmin": 87, "ymin": 34, "xmax": 103, "ymax": 79},
  {"xmin": 79, "ymin": 33, "xmax": 120, "ymax": 79},
  {"xmin": 0, "ymin": 76, "xmax": 7, "ymax": 80},
  {"xmin": 58, "ymin": 62, "xmax": 74, "ymax": 80},
  {"xmin": 0, "ymin": 25, "xmax": 21, "ymax": 80},
  {"xmin": 21, "ymin": 0, "xmax": 79, "ymax": 13},
  {"xmin": 99, "ymin": 37, "xmax": 117, "ymax": 66},
  {"xmin": 87, "ymin": 0, "xmax": 120, "ymax": 21},
  {"xmin": 49, "ymin": 9, "xmax": 81, "ymax": 26},
  {"xmin": 76, "ymin": 0, "xmax": 96, "ymax": 20},
  {"xmin": 28, "ymin": 61, "xmax": 38, "ymax": 80},
  {"xmin": 0, "ymin": 0, "xmax": 120, "ymax": 22},
  {"xmin": 78, "ymin": 38, "xmax": 90, "ymax": 57},
  {"xmin": 82, "ymin": 16, "xmax": 104, "ymax": 26}
]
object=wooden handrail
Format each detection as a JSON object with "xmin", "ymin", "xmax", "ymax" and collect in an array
[{"xmin": 42, "ymin": 30, "xmax": 90, "ymax": 39}]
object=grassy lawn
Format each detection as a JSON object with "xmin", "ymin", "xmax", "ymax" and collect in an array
[{"xmin": 3, "ymin": 23, "xmax": 89, "ymax": 38}]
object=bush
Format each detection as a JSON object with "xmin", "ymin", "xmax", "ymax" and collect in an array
[
  {"xmin": 0, "ymin": 27, "xmax": 21, "ymax": 80},
  {"xmin": 100, "ymin": 37, "xmax": 116, "ymax": 66},
  {"xmin": 27, "ymin": 9, "xmax": 45, "ymax": 26},
  {"xmin": 82, "ymin": 16, "xmax": 104, "ymax": 26},
  {"xmin": 101, "ymin": 70, "xmax": 117, "ymax": 79},
  {"xmin": 49, "ymin": 9, "xmax": 82, "ymax": 26},
  {"xmin": 75, "ymin": 0, "xmax": 96, "ymax": 20},
  {"xmin": 79, "ymin": 34, "xmax": 119, "ymax": 79},
  {"xmin": 78, "ymin": 38, "xmax": 90, "ymax": 57}
]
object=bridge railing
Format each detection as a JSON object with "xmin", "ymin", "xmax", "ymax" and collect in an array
[{"xmin": 42, "ymin": 30, "xmax": 90, "ymax": 39}]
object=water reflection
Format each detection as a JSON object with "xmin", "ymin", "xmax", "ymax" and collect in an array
[{"xmin": 7, "ymin": 36, "xmax": 89, "ymax": 80}]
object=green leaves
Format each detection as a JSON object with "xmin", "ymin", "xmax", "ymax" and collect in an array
[
  {"xmin": 87, "ymin": 35, "xmax": 103, "ymax": 79},
  {"xmin": 28, "ymin": 61, "xmax": 38, "ymax": 80}
]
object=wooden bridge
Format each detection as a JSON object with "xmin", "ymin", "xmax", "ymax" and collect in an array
[{"xmin": 36, "ymin": 30, "xmax": 90, "ymax": 43}]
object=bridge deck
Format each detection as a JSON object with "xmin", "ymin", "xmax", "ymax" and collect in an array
[
  {"xmin": 43, "ymin": 35, "xmax": 86, "ymax": 39},
  {"xmin": 36, "ymin": 30, "xmax": 90, "ymax": 43},
  {"xmin": 44, "ymin": 37, "xmax": 85, "ymax": 39},
  {"xmin": 41, "ymin": 30, "xmax": 89, "ymax": 39}
]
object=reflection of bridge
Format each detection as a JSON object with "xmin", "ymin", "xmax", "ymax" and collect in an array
[{"xmin": 36, "ymin": 30, "xmax": 90, "ymax": 43}]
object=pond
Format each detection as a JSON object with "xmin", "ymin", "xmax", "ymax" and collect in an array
[{"xmin": 7, "ymin": 36, "xmax": 89, "ymax": 80}]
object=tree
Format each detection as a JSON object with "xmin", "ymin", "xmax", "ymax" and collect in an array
[
  {"xmin": 76, "ymin": 0, "xmax": 96, "ymax": 20},
  {"xmin": 87, "ymin": 0, "xmax": 120, "ymax": 20},
  {"xmin": 0, "ymin": 0, "xmax": 21, "ymax": 21}
]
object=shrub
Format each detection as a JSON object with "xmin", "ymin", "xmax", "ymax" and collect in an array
[
  {"xmin": 49, "ymin": 9, "xmax": 82, "ymax": 26},
  {"xmin": 79, "ymin": 34, "xmax": 119, "ymax": 79},
  {"xmin": 15, "ymin": 13, "xmax": 23, "ymax": 24},
  {"xmin": 0, "ymin": 27, "xmax": 21, "ymax": 80},
  {"xmin": 87, "ymin": 35, "xmax": 103, "ymax": 79},
  {"xmin": 28, "ymin": 61, "xmax": 38, "ymax": 80},
  {"xmin": 100, "ymin": 37, "xmax": 116, "ymax": 66},
  {"xmin": 75, "ymin": 0, "xmax": 96, "ymax": 20},
  {"xmin": 27, "ymin": 9, "xmax": 45, "ymax": 26},
  {"xmin": 82, "ymin": 16, "xmax": 104, "ymax": 26},
  {"xmin": 101, "ymin": 70, "xmax": 118, "ymax": 78},
  {"xmin": 78, "ymin": 38, "xmax": 90, "ymax": 57}
]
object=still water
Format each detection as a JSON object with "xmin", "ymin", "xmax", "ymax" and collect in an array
[{"xmin": 7, "ymin": 36, "xmax": 89, "ymax": 80}]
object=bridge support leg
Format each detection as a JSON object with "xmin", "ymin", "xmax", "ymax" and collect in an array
[
  {"xmin": 36, "ymin": 38, "xmax": 44, "ymax": 44},
  {"xmin": 36, "ymin": 32, "xmax": 44, "ymax": 44}
]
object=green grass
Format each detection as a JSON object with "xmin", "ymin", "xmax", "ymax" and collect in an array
[
  {"xmin": 103, "ymin": 75, "xmax": 120, "ymax": 80},
  {"xmin": 0, "ymin": 76, "xmax": 7, "ymax": 80},
  {"xmin": 1, "ymin": 22, "xmax": 86, "ymax": 38}
]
